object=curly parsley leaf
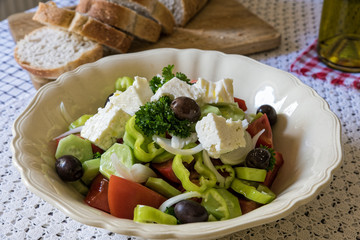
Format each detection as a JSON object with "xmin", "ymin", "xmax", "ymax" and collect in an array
[
  {"xmin": 149, "ymin": 65, "xmax": 191, "ymax": 93},
  {"xmin": 149, "ymin": 76, "xmax": 162, "ymax": 94},
  {"xmin": 135, "ymin": 96, "xmax": 191, "ymax": 138}
]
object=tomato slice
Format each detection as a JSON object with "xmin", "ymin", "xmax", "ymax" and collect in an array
[
  {"xmin": 84, "ymin": 174, "xmax": 110, "ymax": 213},
  {"xmin": 239, "ymin": 198, "xmax": 260, "ymax": 214},
  {"xmin": 263, "ymin": 151, "xmax": 284, "ymax": 187},
  {"xmin": 152, "ymin": 159, "xmax": 181, "ymax": 184},
  {"xmin": 246, "ymin": 114, "xmax": 273, "ymax": 148},
  {"xmin": 234, "ymin": 97, "xmax": 247, "ymax": 111},
  {"xmin": 108, "ymin": 175, "xmax": 167, "ymax": 219}
]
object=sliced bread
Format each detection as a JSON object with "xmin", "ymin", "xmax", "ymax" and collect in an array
[
  {"xmin": 106, "ymin": 0, "xmax": 175, "ymax": 34},
  {"xmin": 76, "ymin": 0, "xmax": 162, "ymax": 42},
  {"xmin": 33, "ymin": 2, "xmax": 133, "ymax": 53},
  {"xmin": 32, "ymin": 1, "xmax": 75, "ymax": 30},
  {"xmin": 68, "ymin": 12, "xmax": 134, "ymax": 53},
  {"xmin": 158, "ymin": 0, "xmax": 208, "ymax": 26},
  {"xmin": 14, "ymin": 27, "xmax": 103, "ymax": 79}
]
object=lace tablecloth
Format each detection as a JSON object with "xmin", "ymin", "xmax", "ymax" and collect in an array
[{"xmin": 1, "ymin": 0, "xmax": 359, "ymax": 239}]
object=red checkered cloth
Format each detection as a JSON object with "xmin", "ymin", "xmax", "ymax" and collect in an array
[{"xmin": 290, "ymin": 39, "xmax": 360, "ymax": 90}]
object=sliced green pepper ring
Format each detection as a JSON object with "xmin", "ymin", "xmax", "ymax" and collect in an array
[
  {"xmin": 133, "ymin": 205, "xmax": 177, "ymax": 225},
  {"xmin": 124, "ymin": 116, "xmax": 164, "ymax": 162},
  {"xmin": 172, "ymin": 153, "xmax": 216, "ymax": 193},
  {"xmin": 145, "ymin": 177, "xmax": 181, "ymax": 198},
  {"xmin": 215, "ymin": 165, "xmax": 235, "ymax": 189},
  {"xmin": 235, "ymin": 167, "xmax": 267, "ymax": 182},
  {"xmin": 201, "ymin": 188, "xmax": 242, "ymax": 220},
  {"xmin": 231, "ymin": 179, "xmax": 276, "ymax": 204}
]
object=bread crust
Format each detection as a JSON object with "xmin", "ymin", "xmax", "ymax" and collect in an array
[
  {"xmin": 69, "ymin": 12, "xmax": 134, "ymax": 53},
  {"xmin": 142, "ymin": 0, "xmax": 175, "ymax": 34},
  {"xmin": 33, "ymin": 2, "xmax": 134, "ymax": 53},
  {"xmin": 118, "ymin": 0, "xmax": 175, "ymax": 34},
  {"xmin": 159, "ymin": 0, "xmax": 208, "ymax": 26},
  {"xmin": 14, "ymin": 27, "xmax": 103, "ymax": 79},
  {"xmin": 181, "ymin": 0, "xmax": 208, "ymax": 26},
  {"xmin": 33, "ymin": 2, "xmax": 75, "ymax": 30},
  {"xmin": 81, "ymin": 0, "xmax": 162, "ymax": 42}
]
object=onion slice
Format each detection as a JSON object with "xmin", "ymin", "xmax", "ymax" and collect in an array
[
  {"xmin": 153, "ymin": 136, "xmax": 204, "ymax": 156},
  {"xmin": 60, "ymin": 101, "xmax": 73, "ymax": 124},
  {"xmin": 111, "ymin": 153, "xmax": 156, "ymax": 183},
  {"xmin": 130, "ymin": 164, "xmax": 157, "ymax": 183},
  {"xmin": 111, "ymin": 153, "xmax": 134, "ymax": 181},
  {"xmin": 52, "ymin": 126, "xmax": 83, "ymax": 140},
  {"xmin": 159, "ymin": 191, "xmax": 202, "ymax": 212},
  {"xmin": 252, "ymin": 129, "xmax": 265, "ymax": 148}
]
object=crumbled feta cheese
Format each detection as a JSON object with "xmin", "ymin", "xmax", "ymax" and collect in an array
[
  {"xmin": 194, "ymin": 78, "xmax": 234, "ymax": 104},
  {"xmin": 110, "ymin": 76, "xmax": 153, "ymax": 116},
  {"xmin": 80, "ymin": 103, "xmax": 131, "ymax": 150},
  {"xmin": 150, "ymin": 77, "xmax": 203, "ymax": 102},
  {"xmin": 195, "ymin": 113, "xmax": 246, "ymax": 158}
]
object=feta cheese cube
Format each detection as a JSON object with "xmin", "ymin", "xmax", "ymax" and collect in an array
[
  {"xmin": 80, "ymin": 103, "xmax": 131, "ymax": 150},
  {"xmin": 110, "ymin": 76, "xmax": 153, "ymax": 116},
  {"xmin": 150, "ymin": 77, "xmax": 203, "ymax": 102},
  {"xmin": 195, "ymin": 113, "xmax": 246, "ymax": 158},
  {"xmin": 194, "ymin": 78, "xmax": 234, "ymax": 104}
]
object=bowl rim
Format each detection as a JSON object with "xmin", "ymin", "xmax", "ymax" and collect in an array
[{"xmin": 11, "ymin": 48, "xmax": 343, "ymax": 239}]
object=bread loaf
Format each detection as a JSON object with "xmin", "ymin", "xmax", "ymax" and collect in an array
[
  {"xmin": 108, "ymin": 0, "xmax": 175, "ymax": 34},
  {"xmin": 68, "ymin": 12, "xmax": 134, "ymax": 53},
  {"xmin": 158, "ymin": 0, "xmax": 208, "ymax": 26},
  {"xmin": 14, "ymin": 27, "xmax": 103, "ymax": 79},
  {"xmin": 77, "ymin": 0, "xmax": 162, "ymax": 42},
  {"xmin": 33, "ymin": 2, "xmax": 133, "ymax": 53}
]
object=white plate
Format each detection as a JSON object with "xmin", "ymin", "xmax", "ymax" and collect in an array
[{"xmin": 11, "ymin": 48, "xmax": 342, "ymax": 239}]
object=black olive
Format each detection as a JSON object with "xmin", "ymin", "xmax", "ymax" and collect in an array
[
  {"xmin": 245, "ymin": 148, "xmax": 271, "ymax": 169},
  {"xmin": 55, "ymin": 155, "xmax": 83, "ymax": 182},
  {"xmin": 174, "ymin": 200, "xmax": 209, "ymax": 224},
  {"xmin": 104, "ymin": 93, "xmax": 114, "ymax": 107},
  {"xmin": 256, "ymin": 104, "xmax": 277, "ymax": 126},
  {"xmin": 170, "ymin": 97, "xmax": 201, "ymax": 122}
]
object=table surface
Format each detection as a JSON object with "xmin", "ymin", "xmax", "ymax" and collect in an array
[{"xmin": 1, "ymin": 0, "xmax": 359, "ymax": 239}]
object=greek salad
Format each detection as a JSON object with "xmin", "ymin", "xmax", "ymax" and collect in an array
[{"xmin": 53, "ymin": 65, "xmax": 284, "ymax": 224}]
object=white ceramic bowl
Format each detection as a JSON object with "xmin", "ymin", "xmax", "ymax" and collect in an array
[{"xmin": 11, "ymin": 49, "xmax": 342, "ymax": 239}]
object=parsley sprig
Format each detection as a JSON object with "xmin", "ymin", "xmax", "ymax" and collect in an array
[
  {"xmin": 135, "ymin": 96, "xmax": 191, "ymax": 138},
  {"xmin": 149, "ymin": 65, "xmax": 191, "ymax": 93}
]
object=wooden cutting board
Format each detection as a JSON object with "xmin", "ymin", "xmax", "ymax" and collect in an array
[{"xmin": 8, "ymin": 0, "xmax": 281, "ymax": 89}]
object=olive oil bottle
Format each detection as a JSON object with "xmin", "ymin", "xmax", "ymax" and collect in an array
[{"xmin": 317, "ymin": 0, "xmax": 360, "ymax": 72}]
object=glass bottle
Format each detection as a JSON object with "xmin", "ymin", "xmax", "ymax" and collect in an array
[{"xmin": 317, "ymin": 0, "xmax": 360, "ymax": 72}]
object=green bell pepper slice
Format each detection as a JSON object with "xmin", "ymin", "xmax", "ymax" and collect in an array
[
  {"xmin": 201, "ymin": 188, "xmax": 242, "ymax": 220},
  {"xmin": 123, "ymin": 116, "xmax": 164, "ymax": 162},
  {"xmin": 133, "ymin": 205, "xmax": 177, "ymax": 225},
  {"xmin": 172, "ymin": 152, "xmax": 216, "ymax": 192},
  {"xmin": 115, "ymin": 76, "xmax": 134, "ymax": 92},
  {"xmin": 235, "ymin": 167, "xmax": 267, "ymax": 182},
  {"xmin": 145, "ymin": 177, "xmax": 181, "ymax": 198},
  {"xmin": 231, "ymin": 178, "xmax": 276, "ymax": 204},
  {"xmin": 68, "ymin": 114, "xmax": 93, "ymax": 130},
  {"xmin": 215, "ymin": 165, "xmax": 235, "ymax": 189}
]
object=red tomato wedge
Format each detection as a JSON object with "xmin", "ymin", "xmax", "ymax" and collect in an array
[
  {"xmin": 84, "ymin": 174, "xmax": 110, "ymax": 213},
  {"xmin": 239, "ymin": 198, "xmax": 260, "ymax": 214},
  {"xmin": 246, "ymin": 114, "xmax": 273, "ymax": 148},
  {"xmin": 108, "ymin": 175, "xmax": 167, "ymax": 219},
  {"xmin": 152, "ymin": 159, "xmax": 181, "ymax": 184},
  {"xmin": 263, "ymin": 151, "xmax": 284, "ymax": 188},
  {"xmin": 234, "ymin": 97, "xmax": 247, "ymax": 111}
]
